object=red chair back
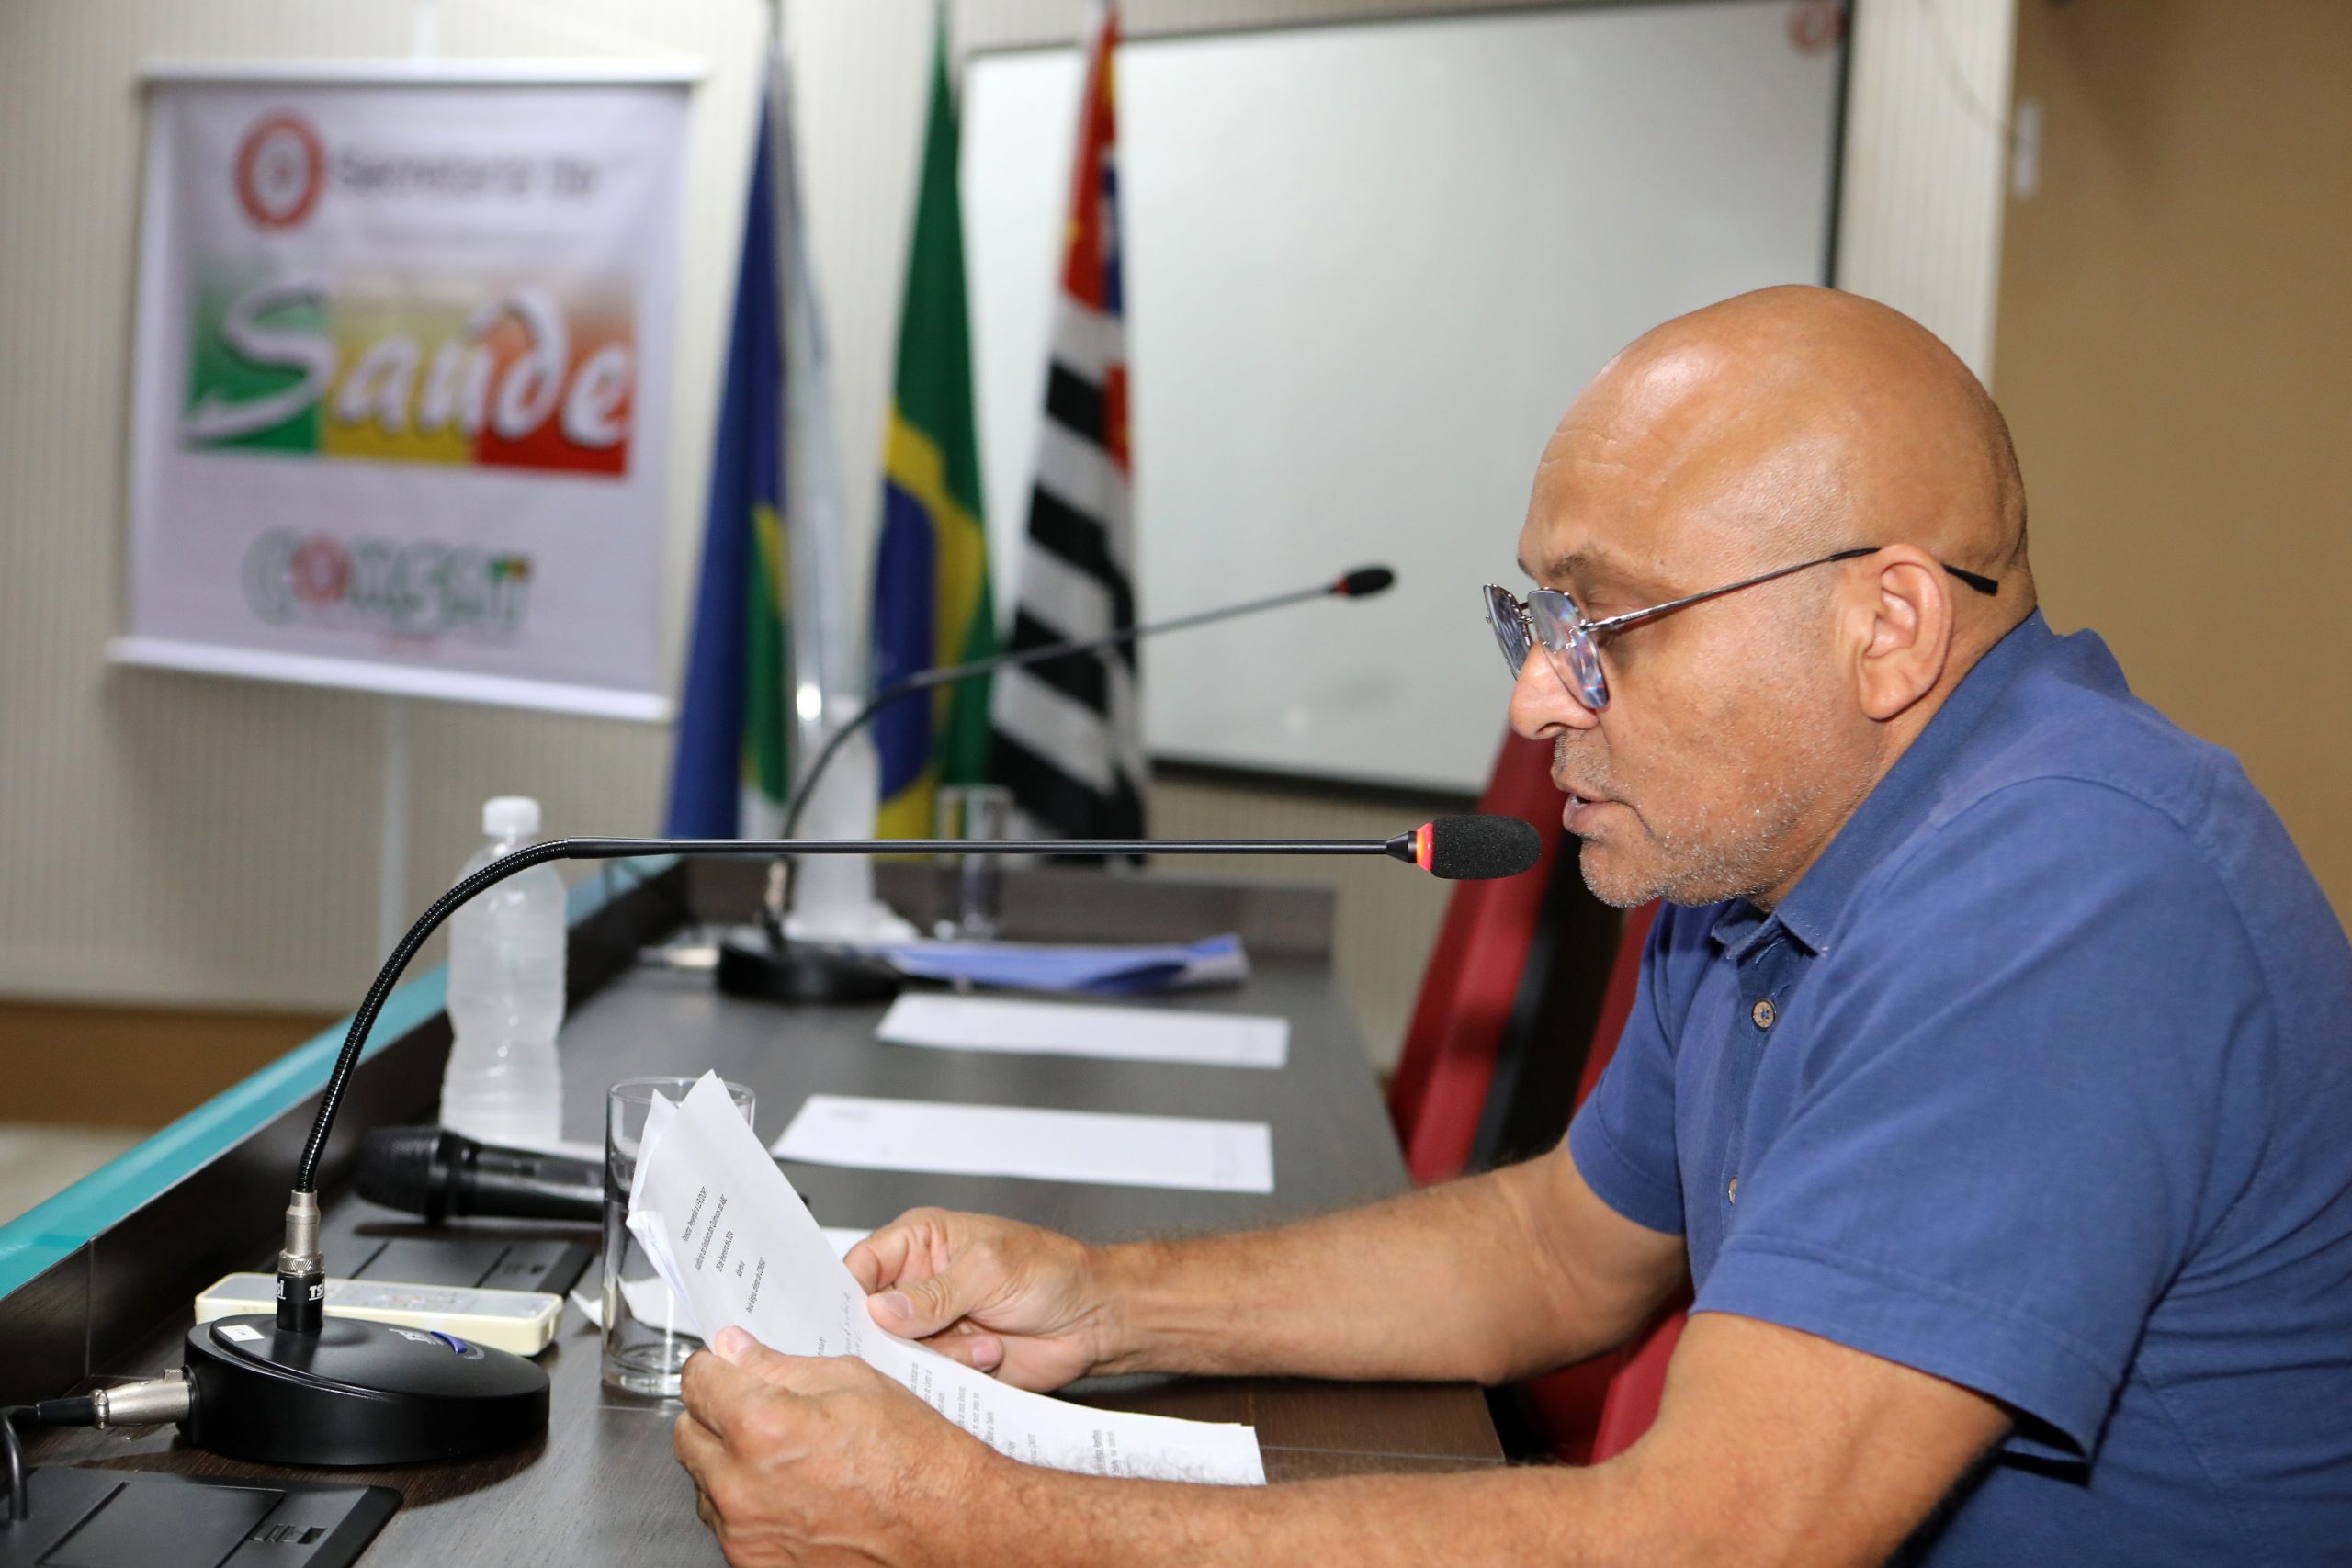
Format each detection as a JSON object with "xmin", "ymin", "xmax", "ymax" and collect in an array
[
  {"xmin": 1577, "ymin": 899, "xmax": 1658, "ymax": 1106},
  {"xmin": 1590, "ymin": 1298, "xmax": 1688, "ymax": 1461},
  {"xmin": 1386, "ymin": 730, "xmax": 1565, "ymax": 1186},
  {"xmin": 1520, "ymin": 898, "xmax": 1689, "ymax": 1465},
  {"xmin": 1384, "ymin": 729, "xmax": 1686, "ymax": 1464}
]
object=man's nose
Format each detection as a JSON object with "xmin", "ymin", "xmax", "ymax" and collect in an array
[{"xmin": 1506, "ymin": 648, "xmax": 1600, "ymax": 739}]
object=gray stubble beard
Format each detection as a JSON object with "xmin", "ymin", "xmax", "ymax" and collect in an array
[{"xmin": 1562, "ymin": 668, "xmax": 1848, "ymax": 911}]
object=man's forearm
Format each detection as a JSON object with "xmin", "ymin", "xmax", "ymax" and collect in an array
[
  {"xmin": 935, "ymin": 1313, "xmax": 2003, "ymax": 1568},
  {"xmin": 981, "ymin": 1455, "xmax": 1655, "ymax": 1568},
  {"xmin": 1087, "ymin": 1157, "xmax": 1651, "ymax": 1385}
]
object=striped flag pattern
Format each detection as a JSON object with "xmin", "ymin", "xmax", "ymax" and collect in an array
[{"xmin": 990, "ymin": 3, "xmax": 1147, "ymax": 841}]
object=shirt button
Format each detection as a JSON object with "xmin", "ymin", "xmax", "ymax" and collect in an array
[
  {"xmin": 1727, "ymin": 1176, "xmax": 1740, "ymax": 1204},
  {"xmin": 1751, "ymin": 998, "xmax": 1776, "ymax": 1030}
]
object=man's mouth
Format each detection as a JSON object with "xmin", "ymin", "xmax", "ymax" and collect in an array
[
  {"xmin": 1556, "ymin": 779, "xmax": 1612, "ymax": 831},
  {"xmin": 1555, "ymin": 776, "xmax": 1602, "ymax": 807}
]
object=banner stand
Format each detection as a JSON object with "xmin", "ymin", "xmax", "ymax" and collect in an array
[
  {"xmin": 119, "ymin": 61, "xmax": 695, "ymax": 781},
  {"xmin": 378, "ymin": 695, "xmax": 410, "ymax": 961},
  {"xmin": 377, "ymin": 13, "xmax": 424, "ymax": 966}
]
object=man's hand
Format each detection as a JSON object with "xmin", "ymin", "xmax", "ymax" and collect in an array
[
  {"xmin": 674, "ymin": 1325, "xmax": 1001, "ymax": 1568},
  {"xmin": 844, "ymin": 1208, "xmax": 1112, "ymax": 1391}
]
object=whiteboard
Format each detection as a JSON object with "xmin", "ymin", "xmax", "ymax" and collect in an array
[{"xmin": 964, "ymin": 2, "xmax": 1841, "ymax": 792}]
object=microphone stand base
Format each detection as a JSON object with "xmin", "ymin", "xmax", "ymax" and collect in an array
[
  {"xmin": 715, "ymin": 936, "xmax": 902, "ymax": 1005},
  {"xmin": 180, "ymin": 1315, "xmax": 548, "ymax": 1467}
]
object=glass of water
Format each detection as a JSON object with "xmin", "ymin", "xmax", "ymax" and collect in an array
[
  {"xmin": 933, "ymin": 784, "xmax": 1013, "ymax": 942},
  {"xmin": 602, "ymin": 1076, "xmax": 754, "ymax": 1396}
]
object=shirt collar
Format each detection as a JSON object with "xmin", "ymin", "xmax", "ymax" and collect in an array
[{"xmin": 1713, "ymin": 610, "xmax": 2056, "ymax": 957}]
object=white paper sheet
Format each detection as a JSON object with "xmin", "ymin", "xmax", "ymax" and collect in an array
[
  {"xmin": 575, "ymin": 1230, "xmax": 867, "ymax": 1331},
  {"xmin": 876, "ymin": 994, "xmax": 1287, "ymax": 1069},
  {"xmin": 772, "ymin": 1094, "xmax": 1275, "ymax": 1195},
  {"xmin": 628, "ymin": 1075, "xmax": 1264, "ymax": 1483}
]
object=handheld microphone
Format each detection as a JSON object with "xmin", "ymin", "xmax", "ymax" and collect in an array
[
  {"xmin": 183, "ymin": 814, "xmax": 1532, "ymax": 1470},
  {"xmin": 356, "ymin": 1126, "xmax": 603, "ymax": 1224},
  {"xmin": 354, "ymin": 1126, "xmax": 820, "ymax": 1226}
]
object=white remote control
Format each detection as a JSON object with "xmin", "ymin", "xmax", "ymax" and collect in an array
[{"xmin": 194, "ymin": 1272, "xmax": 564, "ymax": 1356}]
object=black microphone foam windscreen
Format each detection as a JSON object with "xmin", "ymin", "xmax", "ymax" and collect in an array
[
  {"xmin": 1335, "ymin": 565, "xmax": 1396, "ymax": 597},
  {"xmin": 1425, "ymin": 814, "xmax": 1544, "ymax": 880},
  {"xmin": 355, "ymin": 1125, "xmax": 453, "ymax": 1221}
]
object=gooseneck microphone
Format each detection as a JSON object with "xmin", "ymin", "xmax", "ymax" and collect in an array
[
  {"xmin": 781, "ymin": 563, "xmax": 1397, "ymax": 839},
  {"xmin": 175, "ymin": 816, "xmax": 1536, "ymax": 1470},
  {"xmin": 729, "ymin": 565, "xmax": 1398, "ymax": 1005}
]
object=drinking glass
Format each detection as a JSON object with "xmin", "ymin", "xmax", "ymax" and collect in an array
[
  {"xmin": 933, "ymin": 784, "xmax": 1012, "ymax": 942},
  {"xmin": 601, "ymin": 1076, "xmax": 754, "ymax": 1395}
]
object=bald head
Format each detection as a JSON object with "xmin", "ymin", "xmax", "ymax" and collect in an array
[
  {"xmin": 1530, "ymin": 285, "xmax": 2031, "ymax": 618},
  {"xmin": 1510, "ymin": 288, "xmax": 2041, "ymax": 910}
]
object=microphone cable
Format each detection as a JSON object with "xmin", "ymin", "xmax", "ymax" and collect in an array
[{"xmin": 1, "ymin": 1379, "xmax": 190, "ymax": 1522}]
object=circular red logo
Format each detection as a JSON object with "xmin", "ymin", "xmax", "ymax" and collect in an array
[
  {"xmin": 288, "ymin": 536, "xmax": 350, "ymax": 608},
  {"xmin": 234, "ymin": 112, "xmax": 325, "ymax": 230},
  {"xmin": 1787, "ymin": 1, "xmax": 1846, "ymax": 56}
]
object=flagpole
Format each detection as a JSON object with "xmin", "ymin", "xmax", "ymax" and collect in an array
[
  {"xmin": 376, "ymin": 2, "xmax": 435, "ymax": 959},
  {"xmin": 377, "ymin": 696, "xmax": 409, "ymax": 960}
]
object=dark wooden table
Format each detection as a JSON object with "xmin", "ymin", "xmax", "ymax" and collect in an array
[{"xmin": 9, "ymin": 862, "xmax": 1500, "ymax": 1563}]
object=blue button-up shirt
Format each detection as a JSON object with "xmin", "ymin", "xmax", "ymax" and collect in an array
[{"xmin": 1569, "ymin": 611, "xmax": 2352, "ymax": 1563}]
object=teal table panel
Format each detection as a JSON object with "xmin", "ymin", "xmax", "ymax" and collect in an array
[{"xmin": 0, "ymin": 857, "xmax": 671, "ymax": 1299}]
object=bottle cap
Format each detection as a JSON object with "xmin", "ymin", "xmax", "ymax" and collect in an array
[{"xmin": 482, "ymin": 796, "xmax": 541, "ymax": 838}]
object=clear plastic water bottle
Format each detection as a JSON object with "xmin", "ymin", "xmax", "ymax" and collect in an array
[{"xmin": 439, "ymin": 796, "xmax": 567, "ymax": 1145}]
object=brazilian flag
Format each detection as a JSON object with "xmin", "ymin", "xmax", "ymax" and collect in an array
[
  {"xmin": 870, "ymin": 11, "xmax": 997, "ymax": 840},
  {"xmin": 665, "ymin": 85, "xmax": 791, "ymax": 836}
]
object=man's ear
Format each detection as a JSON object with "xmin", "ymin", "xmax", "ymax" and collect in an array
[{"xmin": 1852, "ymin": 547, "xmax": 1951, "ymax": 722}]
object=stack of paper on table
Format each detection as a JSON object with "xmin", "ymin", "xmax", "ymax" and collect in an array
[
  {"xmin": 773, "ymin": 1094, "xmax": 1275, "ymax": 1194},
  {"xmin": 868, "ymin": 932, "xmax": 1248, "ymax": 995},
  {"xmin": 876, "ymin": 993, "xmax": 1287, "ymax": 1069},
  {"xmin": 627, "ymin": 1073, "xmax": 1265, "ymax": 1483}
]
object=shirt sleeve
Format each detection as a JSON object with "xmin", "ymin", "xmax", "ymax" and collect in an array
[
  {"xmin": 1697, "ymin": 778, "xmax": 2271, "ymax": 1460},
  {"xmin": 1566, "ymin": 902, "xmax": 1704, "ymax": 1237}
]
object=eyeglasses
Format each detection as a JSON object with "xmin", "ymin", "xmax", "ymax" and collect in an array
[{"xmin": 1483, "ymin": 547, "xmax": 1999, "ymax": 711}]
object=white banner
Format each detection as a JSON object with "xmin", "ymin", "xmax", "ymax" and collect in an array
[{"xmin": 116, "ymin": 67, "xmax": 694, "ymax": 719}]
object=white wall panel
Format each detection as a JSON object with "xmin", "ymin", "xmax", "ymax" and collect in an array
[{"xmin": 1838, "ymin": 0, "xmax": 2018, "ymax": 379}]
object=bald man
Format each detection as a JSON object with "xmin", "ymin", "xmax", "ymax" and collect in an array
[{"xmin": 673, "ymin": 288, "xmax": 2352, "ymax": 1566}]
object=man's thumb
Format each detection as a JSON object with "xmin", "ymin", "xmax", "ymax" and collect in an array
[{"xmin": 869, "ymin": 1270, "xmax": 973, "ymax": 1339}]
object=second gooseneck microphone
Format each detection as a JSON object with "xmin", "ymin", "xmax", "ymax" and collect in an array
[
  {"xmin": 783, "ymin": 563, "xmax": 1396, "ymax": 839},
  {"xmin": 727, "ymin": 563, "xmax": 1402, "ymax": 1005}
]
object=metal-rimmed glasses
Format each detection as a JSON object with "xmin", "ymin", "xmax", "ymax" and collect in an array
[{"xmin": 1483, "ymin": 547, "xmax": 2000, "ymax": 711}]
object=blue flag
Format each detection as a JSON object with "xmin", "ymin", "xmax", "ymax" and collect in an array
[{"xmin": 666, "ymin": 90, "xmax": 791, "ymax": 837}]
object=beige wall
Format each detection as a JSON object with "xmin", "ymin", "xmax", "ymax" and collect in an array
[
  {"xmin": 1994, "ymin": 0, "xmax": 2352, "ymax": 919},
  {"xmin": 0, "ymin": 0, "xmax": 2017, "ymax": 1082}
]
